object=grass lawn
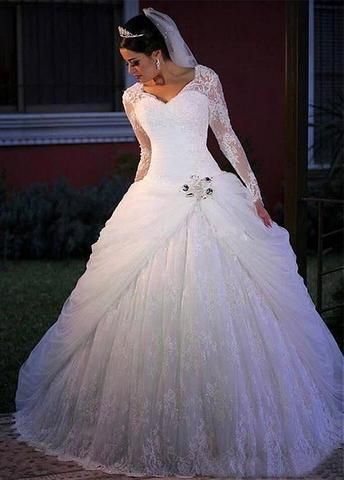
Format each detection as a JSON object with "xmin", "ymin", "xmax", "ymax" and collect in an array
[
  {"xmin": 0, "ymin": 254, "xmax": 342, "ymax": 414},
  {"xmin": 0, "ymin": 259, "xmax": 86, "ymax": 413}
]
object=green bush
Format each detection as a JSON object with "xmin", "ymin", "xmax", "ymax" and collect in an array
[{"xmin": 0, "ymin": 175, "xmax": 131, "ymax": 260}]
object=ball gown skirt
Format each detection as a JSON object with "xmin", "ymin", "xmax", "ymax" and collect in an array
[{"xmin": 11, "ymin": 170, "xmax": 343, "ymax": 478}]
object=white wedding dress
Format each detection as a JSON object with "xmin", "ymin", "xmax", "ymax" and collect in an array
[{"xmin": 12, "ymin": 64, "xmax": 343, "ymax": 478}]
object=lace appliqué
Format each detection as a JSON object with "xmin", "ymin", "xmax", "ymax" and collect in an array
[
  {"xmin": 206, "ymin": 68, "xmax": 263, "ymax": 204},
  {"xmin": 179, "ymin": 175, "xmax": 214, "ymax": 200}
]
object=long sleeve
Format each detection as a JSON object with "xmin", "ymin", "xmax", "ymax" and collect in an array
[
  {"xmin": 122, "ymin": 91, "xmax": 151, "ymax": 182},
  {"xmin": 208, "ymin": 71, "xmax": 263, "ymax": 203}
]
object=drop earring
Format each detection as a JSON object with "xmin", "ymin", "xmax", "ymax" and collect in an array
[{"xmin": 155, "ymin": 58, "xmax": 160, "ymax": 70}]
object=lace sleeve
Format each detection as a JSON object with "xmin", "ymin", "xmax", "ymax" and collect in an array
[
  {"xmin": 207, "ymin": 70, "xmax": 263, "ymax": 203},
  {"xmin": 122, "ymin": 90, "xmax": 151, "ymax": 182}
]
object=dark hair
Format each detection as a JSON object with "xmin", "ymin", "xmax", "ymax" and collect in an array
[{"xmin": 117, "ymin": 14, "xmax": 171, "ymax": 60}]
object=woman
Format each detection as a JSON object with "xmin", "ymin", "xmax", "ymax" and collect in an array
[{"xmin": 12, "ymin": 7, "xmax": 343, "ymax": 478}]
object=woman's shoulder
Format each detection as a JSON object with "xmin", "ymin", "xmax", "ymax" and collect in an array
[
  {"xmin": 122, "ymin": 82, "xmax": 141, "ymax": 104},
  {"xmin": 197, "ymin": 64, "xmax": 217, "ymax": 76},
  {"xmin": 197, "ymin": 64, "xmax": 220, "ymax": 82},
  {"xmin": 196, "ymin": 64, "xmax": 220, "ymax": 88}
]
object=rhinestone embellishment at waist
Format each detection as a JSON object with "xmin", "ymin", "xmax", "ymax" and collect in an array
[{"xmin": 180, "ymin": 175, "xmax": 214, "ymax": 200}]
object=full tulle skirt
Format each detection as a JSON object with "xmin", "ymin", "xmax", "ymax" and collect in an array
[{"xmin": 12, "ymin": 171, "xmax": 343, "ymax": 477}]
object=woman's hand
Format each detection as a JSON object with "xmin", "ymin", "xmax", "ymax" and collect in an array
[{"xmin": 254, "ymin": 198, "xmax": 273, "ymax": 228}]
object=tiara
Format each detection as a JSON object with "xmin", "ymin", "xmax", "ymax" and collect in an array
[{"xmin": 118, "ymin": 26, "xmax": 144, "ymax": 38}]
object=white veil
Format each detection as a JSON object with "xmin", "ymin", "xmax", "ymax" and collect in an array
[{"xmin": 143, "ymin": 7, "xmax": 198, "ymax": 68}]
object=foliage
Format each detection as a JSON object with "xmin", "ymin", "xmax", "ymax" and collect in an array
[
  {"xmin": 306, "ymin": 91, "xmax": 344, "ymax": 252},
  {"xmin": 308, "ymin": 91, "xmax": 344, "ymax": 180},
  {"xmin": 0, "ymin": 175, "xmax": 131, "ymax": 260}
]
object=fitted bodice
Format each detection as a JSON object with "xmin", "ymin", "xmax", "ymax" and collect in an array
[{"xmin": 125, "ymin": 65, "xmax": 221, "ymax": 181}]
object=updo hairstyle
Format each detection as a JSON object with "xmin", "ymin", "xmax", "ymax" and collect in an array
[{"xmin": 118, "ymin": 14, "xmax": 171, "ymax": 61}]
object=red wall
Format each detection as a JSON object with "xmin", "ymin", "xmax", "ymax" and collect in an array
[
  {"xmin": 0, "ymin": 142, "xmax": 136, "ymax": 191},
  {"xmin": 0, "ymin": 0, "xmax": 286, "ymax": 215}
]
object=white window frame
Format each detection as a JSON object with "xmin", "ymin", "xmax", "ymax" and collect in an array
[{"xmin": 0, "ymin": 0, "xmax": 139, "ymax": 147}]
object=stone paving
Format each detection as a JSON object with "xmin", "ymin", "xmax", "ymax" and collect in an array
[{"xmin": 0, "ymin": 414, "xmax": 342, "ymax": 480}]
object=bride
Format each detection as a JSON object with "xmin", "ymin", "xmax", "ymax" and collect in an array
[{"xmin": 12, "ymin": 7, "xmax": 343, "ymax": 478}]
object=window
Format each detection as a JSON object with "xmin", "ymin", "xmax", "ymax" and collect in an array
[
  {"xmin": 0, "ymin": 0, "xmax": 139, "ymax": 145},
  {"xmin": 0, "ymin": 0, "xmax": 124, "ymax": 114},
  {"xmin": 308, "ymin": 0, "xmax": 344, "ymax": 169}
]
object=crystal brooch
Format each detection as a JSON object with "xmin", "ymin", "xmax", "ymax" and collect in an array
[{"xmin": 180, "ymin": 175, "xmax": 214, "ymax": 200}]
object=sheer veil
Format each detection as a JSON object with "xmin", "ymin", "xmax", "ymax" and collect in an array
[{"xmin": 143, "ymin": 7, "xmax": 198, "ymax": 68}]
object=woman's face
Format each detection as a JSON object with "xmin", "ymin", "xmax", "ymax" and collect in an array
[{"xmin": 119, "ymin": 48, "xmax": 159, "ymax": 82}]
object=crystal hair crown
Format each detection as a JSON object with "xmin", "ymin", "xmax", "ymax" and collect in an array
[{"xmin": 118, "ymin": 26, "xmax": 144, "ymax": 38}]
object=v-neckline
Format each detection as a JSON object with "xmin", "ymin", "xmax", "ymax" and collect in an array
[{"xmin": 140, "ymin": 64, "xmax": 199, "ymax": 105}]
